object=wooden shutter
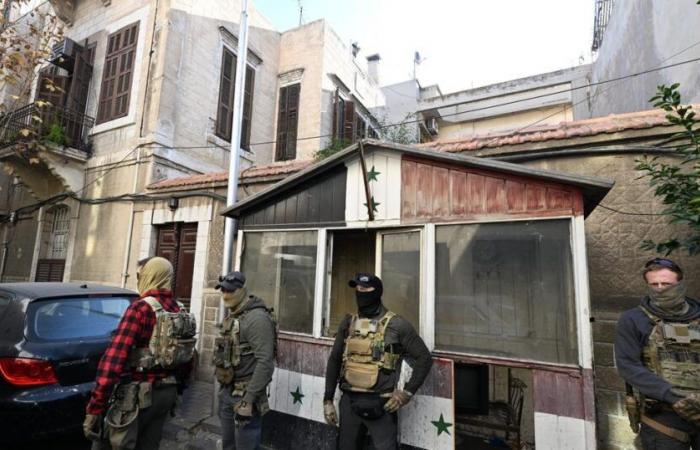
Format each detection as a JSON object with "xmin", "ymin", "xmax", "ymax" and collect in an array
[
  {"xmin": 67, "ymin": 45, "xmax": 94, "ymax": 115},
  {"xmin": 215, "ymin": 48, "xmax": 255, "ymax": 145},
  {"xmin": 35, "ymin": 259, "xmax": 65, "ymax": 282},
  {"xmin": 343, "ymin": 100, "xmax": 355, "ymax": 142},
  {"xmin": 275, "ymin": 83, "xmax": 300, "ymax": 161},
  {"xmin": 96, "ymin": 22, "xmax": 139, "ymax": 124},
  {"xmin": 241, "ymin": 66, "xmax": 255, "ymax": 149},
  {"xmin": 216, "ymin": 48, "xmax": 236, "ymax": 140}
]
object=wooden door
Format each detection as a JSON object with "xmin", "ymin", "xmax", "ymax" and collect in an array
[{"xmin": 155, "ymin": 223, "xmax": 197, "ymax": 310}]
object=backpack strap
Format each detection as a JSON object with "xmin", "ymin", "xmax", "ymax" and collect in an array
[
  {"xmin": 143, "ymin": 296, "xmax": 162, "ymax": 312},
  {"xmin": 638, "ymin": 305, "xmax": 662, "ymax": 324}
]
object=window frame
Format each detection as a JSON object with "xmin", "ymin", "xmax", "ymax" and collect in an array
[
  {"xmin": 96, "ymin": 21, "xmax": 139, "ymax": 125},
  {"xmin": 430, "ymin": 216, "xmax": 583, "ymax": 368},
  {"xmin": 233, "ymin": 215, "xmax": 590, "ymax": 370},
  {"xmin": 215, "ymin": 45, "xmax": 256, "ymax": 148}
]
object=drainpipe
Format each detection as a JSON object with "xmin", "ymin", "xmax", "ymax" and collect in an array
[
  {"xmin": 121, "ymin": 147, "xmax": 142, "ymax": 288},
  {"xmin": 0, "ymin": 222, "xmax": 10, "ymax": 282}
]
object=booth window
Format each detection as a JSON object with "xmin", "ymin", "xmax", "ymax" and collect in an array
[
  {"xmin": 434, "ymin": 219, "xmax": 577, "ymax": 365},
  {"xmin": 241, "ymin": 231, "xmax": 317, "ymax": 334}
]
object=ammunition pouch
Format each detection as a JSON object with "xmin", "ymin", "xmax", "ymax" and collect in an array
[
  {"xmin": 215, "ymin": 366, "xmax": 234, "ymax": 385},
  {"xmin": 343, "ymin": 361, "xmax": 379, "ymax": 391},
  {"xmin": 104, "ymin": 382, "xmax": 153, "ymax": 449}
]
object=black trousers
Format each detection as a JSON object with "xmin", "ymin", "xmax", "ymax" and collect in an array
[
  {"xmin": 91, "ymin": 384, "xmax": 177, "ymax": 450},
  {"xmin": 640, "ymin": 410, "xmax": 700, "ymax": 450},
  {"xmin": 338, "ymin": 392, "xmax": 398, "ymax": 450}
]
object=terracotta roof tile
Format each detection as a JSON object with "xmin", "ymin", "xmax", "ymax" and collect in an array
[
  {"xmin": 147, "ymin": 159, "xmax": 313, "ymax": 191},
  {"xmin": 420, "ymin": 107, "xmax": 681, "ymax": 153}
]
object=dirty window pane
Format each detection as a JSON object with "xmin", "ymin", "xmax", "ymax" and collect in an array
[
  {"xmin": 435, "ymin": 220, "xmax": 577, "ymax": 365},
  {"xmin": 242, "ymin": 231, "xmax": 317, "ymax": 334},
  {"xmin": 381, "ymin": 232, "xmax": 420, "ymax": 329}
]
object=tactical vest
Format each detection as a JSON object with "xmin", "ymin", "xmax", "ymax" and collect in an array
[
  {"xmin": 130, "ymin": 297, "xmax": 197, "ymax": 371},
  {"xmin": 213, "ymin": 306, "xmax": 277, "ymax": 385},
  {"xmin": 341, "ymin": 311, "xmax": 400, "ymax": 392},
  {"xmin": 640, "ymin": 305, "xmax": 700, "ymax": 396}
]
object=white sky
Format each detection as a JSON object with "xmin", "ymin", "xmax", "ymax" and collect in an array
[{"xmin": 254, "ymin": 0, "xmax": 595, "ymax": 94}]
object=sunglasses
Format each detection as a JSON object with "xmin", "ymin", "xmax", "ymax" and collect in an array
[{"xmin": 644, "ymin": 258, "xmax": 680, "ymax": 270}]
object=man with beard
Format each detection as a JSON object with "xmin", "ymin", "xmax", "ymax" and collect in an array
[
  {"xmin": 616, "ymin": 258, "xmax": 700, "ymax": 449},
  {"xmin": 213, "ymin": 271, "xmax": 275, "ymax": 450},
  {"xmin": 323, "ymin": 273, "xmax": 432, "ymax": 450}
]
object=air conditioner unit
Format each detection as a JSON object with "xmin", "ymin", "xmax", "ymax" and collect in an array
[
  {"xmin": 49, "ymin": 38, "xmax": 81, "ymax": 71},
  {"xmin": 425, "ymin": 117, "xmax": 439, "ymax": 136}
]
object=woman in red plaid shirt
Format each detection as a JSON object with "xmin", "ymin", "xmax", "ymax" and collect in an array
[{"xmin": 83, "ymin": 256, "xmax": 188, "ymax": 450}]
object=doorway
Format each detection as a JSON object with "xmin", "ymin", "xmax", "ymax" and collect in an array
[
  {"xmin": 155, "ymin": 222, "xmax": 197, "ymax": 310},
  {"xmin": 323, "ymin": 228, "xmax": 422, "ymax": 337}
]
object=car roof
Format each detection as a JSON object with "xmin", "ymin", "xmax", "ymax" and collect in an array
[{"xmin": 0, "ymin": 282, "xmax": 139, "ymax": 300}]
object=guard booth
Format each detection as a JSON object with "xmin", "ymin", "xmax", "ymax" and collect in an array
[{"xmin": 222, "ymin": 140, "xmax": 613, "ymax": 450}]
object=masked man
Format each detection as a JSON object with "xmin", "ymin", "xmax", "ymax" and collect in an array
[
  {"xmin": 616, "ymin": 258, "xmax": 700, "ymax": 449},
  {"xmin": 324, "ymin": 273, "xmax": 433, "ymax": 450},
  {"xmin": 213, "ymin": 271, "xmax": 275, "ymax": 450},
  {"xmin": 83, "ymin": 256, "xmax": 196, "ymax": 450}
]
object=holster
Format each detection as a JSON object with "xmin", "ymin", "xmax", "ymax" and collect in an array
[{"xmin": 104, "ymin": 381, "xmax": 153, "ymax": 450}]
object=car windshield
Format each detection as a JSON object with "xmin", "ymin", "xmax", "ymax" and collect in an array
[{"xmin": 27, "ymin": 296, "xmax": 132, "ymax": 341}]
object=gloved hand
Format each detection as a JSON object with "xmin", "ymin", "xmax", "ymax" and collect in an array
[
  {"xmin": 323, "ymin": 400, "xmax": 338, "ymax": 426},
  {"xmin": 234, "ymin": 400, "xmax": 253, "ymax": 427},
  {"xmin": 672, "ymin": 393, "xmax": 700, "ymax": 426},
  {"xmin": 83, "ymin": 413, "xmax": 101, "ymax": 441},
  {"xmin": 383, "ymin": 390, "xmax": 412, "ymax": 413}
]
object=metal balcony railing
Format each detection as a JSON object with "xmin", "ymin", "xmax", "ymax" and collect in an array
[
  {"xmin": 592, "ymin": 0, "xmax": 615, "ymax": 51},
  {"xmin": 0, "ymin": 102, "xmax": 95, "ymax": 155}
]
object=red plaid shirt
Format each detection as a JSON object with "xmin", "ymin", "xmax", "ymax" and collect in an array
[{"xmin": 86, "ymin": 289, "xmax": 180, "ymax": 415}]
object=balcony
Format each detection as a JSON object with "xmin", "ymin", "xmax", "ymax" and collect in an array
[
  {"xmin": 0, "ymin": 103, "xmax": 95, "ymax": 199},
  {"xmin": 0, "ymin": 102, "xmax": 95, "ymax": 155}
]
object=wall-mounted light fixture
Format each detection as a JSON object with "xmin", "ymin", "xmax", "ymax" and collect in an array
[{"xmin": 168, "ymin": 197, "xmax": 179, "ymax": 211}]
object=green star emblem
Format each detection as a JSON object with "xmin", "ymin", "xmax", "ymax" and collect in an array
[
  {"xmin": 290, "ymin": 386, "xmax": 305, "ymax": 404},
  {"xmin": 431, "ymin": 413, "xmax": 452, "ymax": 436},
  {"xmin": 367, "ymin": 165, "xmax": 381, "ymax": 182},
  {"xmin": 363, "ymin": 196, "xmax": 380, "ymax": 213}
]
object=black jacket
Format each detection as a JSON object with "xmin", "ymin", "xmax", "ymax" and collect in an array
[
  {"xmin": 614, "ymin": 296, "xmax": 700, "ymax": 430},
  {"xmin": 324, "ymin": 305, "xmax": 432, "ymax": 400}
]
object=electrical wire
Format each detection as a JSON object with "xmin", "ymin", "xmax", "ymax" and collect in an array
[
  {"xmin": 114, "ymin": 54, "xmax": 700, "ymax": 151},
  {"xmin": 596, "ymin": 204, "xmax": 666, "ymax": 216}
]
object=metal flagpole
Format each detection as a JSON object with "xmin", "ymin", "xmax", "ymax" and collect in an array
[{"xmin": 215, "ymin": 0, "xmax": 249, "ymax": 414}]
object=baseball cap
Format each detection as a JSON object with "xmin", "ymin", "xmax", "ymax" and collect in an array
[
  {"xmin": 348, "ymin": 273, "xmax": 383, "ymax": 291},
  {"xmin": 216, "ymin": 271, "xmax": 246, "ymax": 291}
]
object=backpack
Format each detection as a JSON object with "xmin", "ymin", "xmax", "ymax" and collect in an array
[{"xmin": 130, "ymin": 297, "xmax": 197, "ymax": 370}]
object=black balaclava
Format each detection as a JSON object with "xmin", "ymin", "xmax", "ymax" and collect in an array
[
  {"xmin": 349, "ymin": 273, "xmax": 384, "ymax": 317},
  {"xmin": 356, "ymin": 288, "xmax": 383, "ymax": 317}
]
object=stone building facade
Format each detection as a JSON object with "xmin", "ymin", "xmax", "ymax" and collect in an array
[{"xmin": 0, "ymin": 0, "xmax": 388, "ymax": 381}]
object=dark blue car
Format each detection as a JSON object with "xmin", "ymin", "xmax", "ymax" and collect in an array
[{"xmin": 0, "ymin": 283, "xmax": 138, "ymax": 445}]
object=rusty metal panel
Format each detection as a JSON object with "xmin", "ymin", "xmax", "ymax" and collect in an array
[
  {"xmin": 532, "ymin": 369, "xmax": 585, "ymax": 419},
  {"xmin": 432, "ymin": 167, "xmax": 450, "ymax": 217},
  {"xmin": 400, "ymin": 156, "xmax": 582, "ymax": 222},
  {"xmin": 401, "ymin": 160, "xmax": 418, "ymax": 219},
  {"xmin": 466, "ymin": 173, "xmax": 486, "ymax": 214},
  {"xmin": 485, "ymin": 176, "xmax": 507, "ymax": 213},
  {"xmin": 449, "ymin": 170, "xmax": 467, "ymax": 216},
  {"xmin": 506, "ymin": 180, "xmax": 526, "ymax": 212},
  {"xmin": 416, "ymin": 164, "xmax": 433, "ymax": 218}
]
